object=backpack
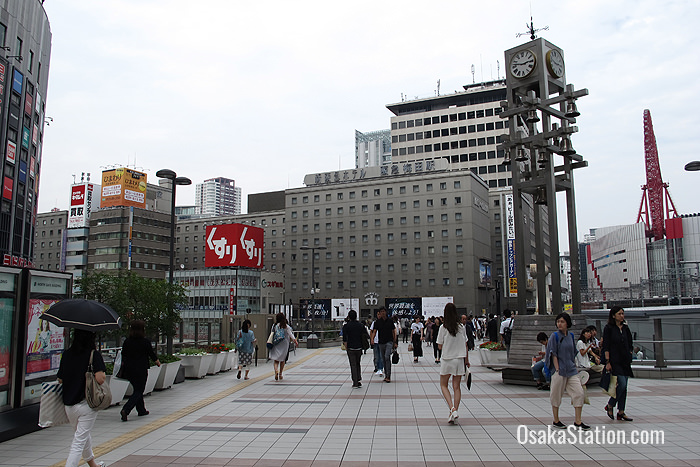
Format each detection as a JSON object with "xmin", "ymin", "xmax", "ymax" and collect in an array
[
  {"xmin": 503, "ymin": 319, "xmax": 513, "ymax": 345},
  {"xmin": 272, "ymin": 325, "xmax": 286, "ymax": 346},
  {"xmin": 235, "ymin": 331, "xmax": 245, "ymax": 351}
]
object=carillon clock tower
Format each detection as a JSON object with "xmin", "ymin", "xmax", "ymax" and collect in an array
[{"xmin": 499, "ymin": 28, "xmax": 588, "ymax": 315}]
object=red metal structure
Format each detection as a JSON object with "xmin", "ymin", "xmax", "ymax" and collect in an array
[{"xmin": 637, "ymin": 109, "xmax": 678, "ymax": 240}]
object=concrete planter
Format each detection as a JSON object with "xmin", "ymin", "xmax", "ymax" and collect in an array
[
  {"xmin": 125, "ymin": 365, "xmax": 161, "ymax": 396},
  {"xmin": 105, "ymin": 375, "xmax": 129, "ymax": 406},
  {"xmin": 155, "ymin": 361, "xmax": 181, "ymax": 390},
  {"xmin": 180, "ymin": 354, "xmax": 213, "ymax": 379},
  {"xmin": 207, "ymin": 352, "xmax": 227, "ymax": 375},
  {"xmin": 221, "ymin": 351, "xmax": 235, "ymax": 372},
  {"xmin": 479, "ymin": 349, "xmax": 508, "ymax": 367}
]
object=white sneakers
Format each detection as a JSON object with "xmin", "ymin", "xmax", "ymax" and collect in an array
[
  {"xmin": 448, "ymin": 408, "xmax": 459, "ymax": 424},
  {"xmin": 375, "ymin": 369, "xmax": 383, "ymax": 376}
]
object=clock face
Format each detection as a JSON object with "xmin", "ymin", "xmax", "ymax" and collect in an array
[
  {"xmin": 546, "ymin": 49, "xmax": 564, "ymax": 78},
  {"xmin": 510, "ymin": 49, "xmax": 536, "ymax": 79}
]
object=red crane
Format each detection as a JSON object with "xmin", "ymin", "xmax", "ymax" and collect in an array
[{"xmin": 637, "ymin": 109, "xmax": 678, "ymax": 240}]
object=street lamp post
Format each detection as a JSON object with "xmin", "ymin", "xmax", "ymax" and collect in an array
[
  {"xmin": 156, "ymin": 169, "xmax": 191, "ymax": 355},
  {"xmin": 300, "ymin": 246, "xmax": 326, "ymax": 335}
]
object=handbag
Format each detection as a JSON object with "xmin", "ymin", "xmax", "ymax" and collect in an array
[
  {"xmin": 599, "ymin": 369, "xmax": 617, "ymax": 397},
  {"xmin": 341, "ymin": 342, "xmax": 347, "ymax": 351},
  {"xmin": 38, "ymin": 381, "xmax": 69, "ymax": 427},
  {"xmin": 236, "ymin": 331, "xmax": 245, "ymax": 351},
  {"xmin": 361, "ymin": 329, "xmax": 370, "ymax": 351},
  {"xmin": 266, "ymin": 328, "xmax": 275, "ymax": 349},
  {"xmin": 85, "ymin": 350, "xmax": 112, "ymax": 410},
  {"xmin": 392, "ymin": 350, "xmax": 400, "ymax": 364},
  {"xmin": 272, "ymin": 325, "xmax": 286, "ymax": 346},
  {"xmin": 407, "ymin": 343, "xmax": 413, "ymax": 352}
]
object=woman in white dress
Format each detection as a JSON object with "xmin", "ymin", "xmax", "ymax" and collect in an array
[
  {"xmin": 436, "ymin": 303, "xmax": 469, "ymax": 424},
  {"xmin": 268, "ymin": 313, "xmax": 298, "ymax": 380}
]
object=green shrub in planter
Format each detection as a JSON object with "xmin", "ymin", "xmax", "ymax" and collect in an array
[
  {"xmin": 178, "ymin": 347, "xmax": 207, "ymax": 356},
  {"xmin": 105, "ymin": 362, "xmax": 114, "ymax": 375},
  {"xmin": 158, "ymin": 354, "xmax": 181, "ymax": 364}
]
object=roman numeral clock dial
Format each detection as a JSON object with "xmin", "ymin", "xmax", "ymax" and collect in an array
[{"xmin": 509, "ymin": 49, "xmax": 536, "ymax": 79}]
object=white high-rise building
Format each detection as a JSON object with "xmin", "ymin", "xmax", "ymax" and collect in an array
[{"xmin": 195, "ymin": 177, "xmax": 242, "ymax": 216}]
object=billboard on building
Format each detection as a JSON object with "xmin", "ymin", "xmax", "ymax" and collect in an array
[
  {"xmin": 205, "ymin": 223, "xmax": 264, "ymax": 268},
  {"xmin": 101, "ymin": 168, "xmax": 147, "ymax": 208},
  {"xmin": 479, "ymin": 260, "xmax": 492, "ymax": 287},
  {"xmin": 421, "ymin": 296, "xmax": 454, "ymax": 317},
  {"xmin": 385, "ymin": 297, "xmax": 422, "ymax": 317},
  {"xmin": 68, "ymin": 183, "xmax": 97, "ymax": 229}
]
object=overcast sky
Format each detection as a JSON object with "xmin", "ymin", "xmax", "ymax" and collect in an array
[{"xmin": 39, "ymin": 0, "xmax": 699, "ymax": 246}]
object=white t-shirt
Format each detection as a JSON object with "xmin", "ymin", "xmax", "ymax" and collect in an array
[
  {"xmin": 575, "ymin": 340, "xmax": 591, "ymax": 368},
  {"xmin": 411, "ymin": 322, "xmax": 424, "ymax": 335},
  {"xmin": 500, "ymin": 317, "xmax": 514, "ymax": 335},
  {"xmin": 370, "ymin": 321, "xmax": 379, "ymax": 344},
  {"xmin": 436, "ymin": 324, "xmax": 468, "ymax": 359}
]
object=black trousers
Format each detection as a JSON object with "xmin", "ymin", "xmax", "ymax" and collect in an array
[
  {"xmin": 347, "ymin": 349, "xmax": 362, "ymax": 384},
  {"xmin": 123, "ymin": 371, "xmax": 147, "ymax": 415}
]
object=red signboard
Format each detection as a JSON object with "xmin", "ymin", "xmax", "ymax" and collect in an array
[
  {"xmin": 71, "ymin": 185, "xmax": 86, "ymax": 206},
  {"xmin": 205, "ymin": 223, "xmax": 264, "ymax": 268},
  {"xmin": 6, "ymin": 140, "xmax": 15, "ymax": 164},
  {"xmin": 2, "ymin": 176, "xmax": 12, "ymax": 200}
]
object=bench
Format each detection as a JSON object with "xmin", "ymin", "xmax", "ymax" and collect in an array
[{"xmin": 500, "ymin": 314, "xmax": 601, "ymax": 387}]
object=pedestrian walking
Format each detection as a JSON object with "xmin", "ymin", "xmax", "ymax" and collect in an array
[
  {"xmin": 411, "ymin": 315, "xmax": 424, "ymax": 363},
  {"xmin": 56, "ymin": 329, "xmax": 108, "ymax": 467},
  {"xmin": 546, "ymin": 312, "xmax": 590, "ymax": 431},
  {"xmin": 603, "ymin": 306, "xmax": 634, "ymax": 422},
  {"xmin": 433, "ymin": 316, "xmax": 443, "ymax": 363},
  {"xmin": 119, "ymin": 320, "xmax": 160, "ymax": 422},
  {"xmin": 374, "ymin": 307, "xmax": 397, "ymax": 382},
  {"xmin": 236, "ymin": 319, "xmax": 256, "ymax": 380},
  {"xmin": 342, "ymin": 309, "xmax": 369, "ymax": 388},
  {"xmin": 436, "ymin": 303, "xmax": 469, "ymax": 424},
  {"xmin": 369, "ymin": 318, "xmax": 384, "ymax": 376},
  {"xmin": 269, "ymin": 312, "xmax": 298, "ymax": 381}
]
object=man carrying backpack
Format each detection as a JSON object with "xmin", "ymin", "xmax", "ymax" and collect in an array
[{"xmin": 500, "ymin": 310, "xmax": 514, "ymax": 350}]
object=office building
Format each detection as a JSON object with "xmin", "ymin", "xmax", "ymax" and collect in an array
[
  {"xmin": 386, "ymin": 79, "xmax": 510, "ymax": 189},
  {"xmin": 0, "ymin": 1, "xmax": 52, "ymax": 267},
  {"xmin": 195, "ymin": 177, "xmax": 242, "ymax": 217},
  {"xmin": 33, "ymin": 209, "xmax": 66, "ymax": 271}
]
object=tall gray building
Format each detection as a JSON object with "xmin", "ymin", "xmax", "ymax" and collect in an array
[
  {"xmin": 355, "ymin": 129, "xmax": 391, "ymax": 168},
  {"xmin": 0, "ymin": 1, "xmax": 52, "ymax": 267},
  {"xmin": 33, "ymin": 209, "xmax": 66, "ymax": 271}
]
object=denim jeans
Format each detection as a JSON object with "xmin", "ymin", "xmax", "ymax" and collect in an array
[
  {"xmin": 607, "ymin": 374, "xmax": 629, "ymax": 412},
  {"xmin": 378, "ymin": 342, "xmax": 393, "ymax": 379},
  {"xmin": 65, "ymin": 400, "xmax": 98, "ymax": 467},
  {"xmin": 373, "ymin": 344, "xmax": 384, "ymax": 371},
  {"xmin": 531, "ymin": 360, "xmax": 550, "ymax": 382}
]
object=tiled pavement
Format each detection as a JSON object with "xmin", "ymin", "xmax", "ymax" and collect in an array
[{"xmin": 1, "ymin": 342, "xmax": 699, "ymax": 466}]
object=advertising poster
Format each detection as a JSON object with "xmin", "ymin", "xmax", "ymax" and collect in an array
[
  {"xmin": 5, "ymin": 140, "xmax": 15, "ymax": 164},
  {"xmin": 0, "ymin": 298, "xmax": 13, "ymax": 387},
  {"xmin": 2, "ymin": 176, "xmax": 12, "ymax": 200},
  {"xmin": 385, "ymin": 297, "xmax": 422, "ymax": 317},
  {"xmin": 479, "ymin": 260, "xmax": 492, "ymax": 287},
  {"xmin": 101, "ymin": 167, "xmax": 147, "ymax": 208},
  {"xmin": 330, "ymin": 298, "xmax": 360, "ymax": 321},
  {"xmin": 205, "ymin": 224, "xmax": 264, "ymax": 268},
  {"xmin": 25, "ymin": 299, "xmax": 64, "ymax": 379},
  {"xmin": 421, "ymin": 296, "xmax": 454, "ymax": 317},
  {"xmin": 68, "ymin": 183, "xmax": 96, "ymax": 228},
  {"xmin": 299, "ymin": 298, "xmax": 330, "ymax": 320}
]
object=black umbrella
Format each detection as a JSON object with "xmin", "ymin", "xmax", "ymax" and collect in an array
[{"xmin": 40, "ymin": 299, "xmax": 122, "ymax": 332}]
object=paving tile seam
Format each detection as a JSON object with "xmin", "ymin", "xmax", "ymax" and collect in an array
[{"xmin": 45, "ymin": 349, "xmax": 325, "ymax": 467}]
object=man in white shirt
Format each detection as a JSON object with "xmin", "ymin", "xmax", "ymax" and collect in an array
[{"xmin": 500, "ymin": 310, "xmax": 514, "ymax": 349}]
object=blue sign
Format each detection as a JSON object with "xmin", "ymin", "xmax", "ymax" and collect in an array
[
  {"xmin": 12, "ymin": 69, "xmax": 22, "ymax": 94},
  {"xmin": 18, "ymin": 160, "xmax": 26, "ymax": 184}
]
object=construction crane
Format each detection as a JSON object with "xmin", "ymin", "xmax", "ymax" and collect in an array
[{"xmin": 636, "ymin": 109, "xmax": 678, "ymax": 241}]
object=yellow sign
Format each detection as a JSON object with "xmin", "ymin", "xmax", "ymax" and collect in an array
[{"xmin": 101, "ymin": 168, "xmax": 147, "ymax": 208}]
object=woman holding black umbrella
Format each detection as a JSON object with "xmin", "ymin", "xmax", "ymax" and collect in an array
[
  {"xmin": 119, "ymin": 320, "xmax": 160, "ymax": 421},
  {"xmin": 56, "ymin": 329, "xmax": 108, "ymax": 467}
]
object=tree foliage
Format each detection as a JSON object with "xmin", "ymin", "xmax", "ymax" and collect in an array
[{"xmin": 75, "ymin": 271, "xmax": 187, "ymax": 351}]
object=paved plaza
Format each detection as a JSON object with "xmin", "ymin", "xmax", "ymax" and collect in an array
[{"xmin": 1, "ymin": 343, "xmax": 699, "ymax": 466}]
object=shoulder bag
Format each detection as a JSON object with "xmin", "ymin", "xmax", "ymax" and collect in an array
[{"xmin": 85, "ymin": 350, "xmax": 112, "ymax": 410}]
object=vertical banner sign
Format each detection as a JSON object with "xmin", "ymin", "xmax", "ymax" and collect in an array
[
  {"xmin": 229, "ymin": 288, "xmax": 235, "ymax": 315},
  {"xmin": 128, "ymin": 206, "xmax": 133, "ymax": 270},
  {"xmin": 505, "ymin": 194, "xmax": 517, "ymax": 297},
  {"xmin": 5, "ymin": 140, "xmax": 15, "ymax": 164},
  {"xmin": 68, "ymin": 183, "xmax": 96, "ymax": 228}
]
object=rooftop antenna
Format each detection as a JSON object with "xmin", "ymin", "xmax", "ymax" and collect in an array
[
  {"xmin": 87, "ymin": 172, "xmax": 91, "ymax": 182},
  {"xmin": 516, "ymin": 14, "xmax": 548, "ymax": 41},
  {"xmin": 437, "ymin": 79, "xmax": 440, "ymax": 96},
  {"xmin": 80, "ymin": 172, "xmax": 85, "ymax": 182},
  {"xmin": 497, "ymin": 60, "xmax": 500, "ymax": 80},
  {"xmin": 72, "ymin": 173, "xmax": 76, "ymax": 184},
  {"xmin": 471, "ymin": 64, "xmax": 475, "ymax": 84}
]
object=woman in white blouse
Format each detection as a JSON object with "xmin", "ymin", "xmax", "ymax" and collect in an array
[{"xmin": 436, "ymin": 303, "xmax": 470, "ymax": 424}]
